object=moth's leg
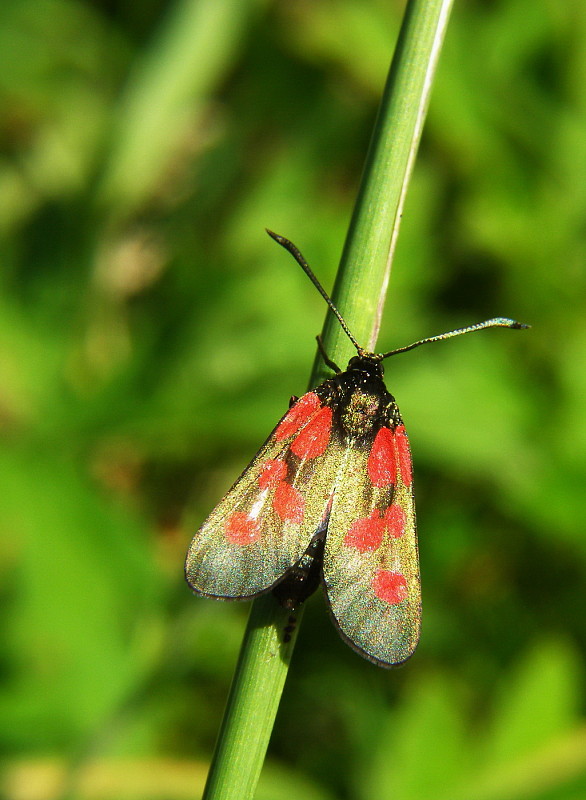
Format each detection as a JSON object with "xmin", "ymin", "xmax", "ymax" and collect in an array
[{"xmin": 316, "ymin": 335, "xmax": 341, "ymax": 373}]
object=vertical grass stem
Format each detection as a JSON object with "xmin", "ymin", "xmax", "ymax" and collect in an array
[{"xmin": 201, "ymin": 2, "xmax": 455, "ymax": 798}]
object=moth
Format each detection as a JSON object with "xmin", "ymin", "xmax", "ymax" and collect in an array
[{"xmin": 185, "ymin": 231, "xmax": 527, "ymax": 667}]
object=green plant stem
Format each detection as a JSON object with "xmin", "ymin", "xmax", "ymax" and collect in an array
[
  {"xmin": 316, "ymin": 0, "xmax": 455, "ymax": 379},
  {"xmin": 202, "ymin": 600, "xmax": 304, "ymax": 800},
  {"xmin": 201, "ymin": 1, "xmax": 455, "ymax": 799}
]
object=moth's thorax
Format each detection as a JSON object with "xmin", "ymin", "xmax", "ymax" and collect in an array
[
  {"xmin": 340, "ymin": 389, "xmax": 383, "ymax": 437},
  {"xmin": 316, "ymin": 354, "xmax": 403, "ymax": 437}
]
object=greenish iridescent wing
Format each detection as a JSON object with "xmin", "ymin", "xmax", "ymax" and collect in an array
[
  {"xmin": 322, "ymin": 423, "xmax": 421, "ymax": 667},
  {"xmin": 185, "ymin": 391, "xmax": 336, "ymax": 599}
]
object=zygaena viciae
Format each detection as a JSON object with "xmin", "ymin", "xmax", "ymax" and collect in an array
[{"xmin": 185, "ymin": 231, "xmax": 528, "ymax": 667}]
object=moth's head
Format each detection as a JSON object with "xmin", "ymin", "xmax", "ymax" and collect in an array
[{"xmin": 347, "ymin": 353, "xmax": 384, "ymax": 380}]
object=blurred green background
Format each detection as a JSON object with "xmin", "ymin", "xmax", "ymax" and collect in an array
[{"xmin": 1, "ymin": 0, "xmax": 585, "ymax": 798}]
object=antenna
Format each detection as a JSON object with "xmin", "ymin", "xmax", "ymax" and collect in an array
[
  {"xmin": 379, "ymin": 318, "xmax": 530, "ymax": 359},
  {"xmin": 267, "ymin": 230, "xmax": 529, "ymax": 360},
  {"xmin": 266, "ymin": 230, "xmax": 361, "ymax": 352}
]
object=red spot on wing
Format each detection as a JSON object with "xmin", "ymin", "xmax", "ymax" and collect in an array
[
  {"xmin": 383, "ymin": 504, "xmax": 406, "ymax": 538},
  {"xmin": 275, "ymin": 392, "xmax": 321, "ymax": 440},
  {"xmin": 224, "ymin": 512, "xmax": 262, "ymax": 545},
  {"xmin": 273, "ymin": 481, "xmax": 305, "ymax": 523},
  {"xmin": 395, "ymin": 425, "xmax": 412, "ymax": 486},
  {"xmin": 372, "ymin": 570, "xmax": 408, "ymax": 604},
  {"xmin": 344, "ymin": 510, "xmax": 385, "ymax": 553},
  {"xmin": 258, "ymin": 459, "xmax": 287, "ymax": 489},
  {"xmin": 368, "ymin": 427, "xmax": 397, "ymax": 487},
  {"xmin": 290, "ymin": 406, "xmax": 332, "ymax": 460}
]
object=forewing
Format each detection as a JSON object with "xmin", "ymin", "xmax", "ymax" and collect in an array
[
  {"xmin": 185, "ymin": 391, "xmax": 336, "ymax": 599},
  {"xmin": 322, "ymin": 423, "xmax": 420, "ymax": 667}
]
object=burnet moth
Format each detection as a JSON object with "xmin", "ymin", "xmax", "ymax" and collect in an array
[{"xmin": 185, "ymin": 231, "xmax": 528, "ymax": 667}]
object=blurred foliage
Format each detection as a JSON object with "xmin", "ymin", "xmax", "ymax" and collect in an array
[{"xmin": 0, "ymin": 0, "xmax": 585, "ymax": 798}]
